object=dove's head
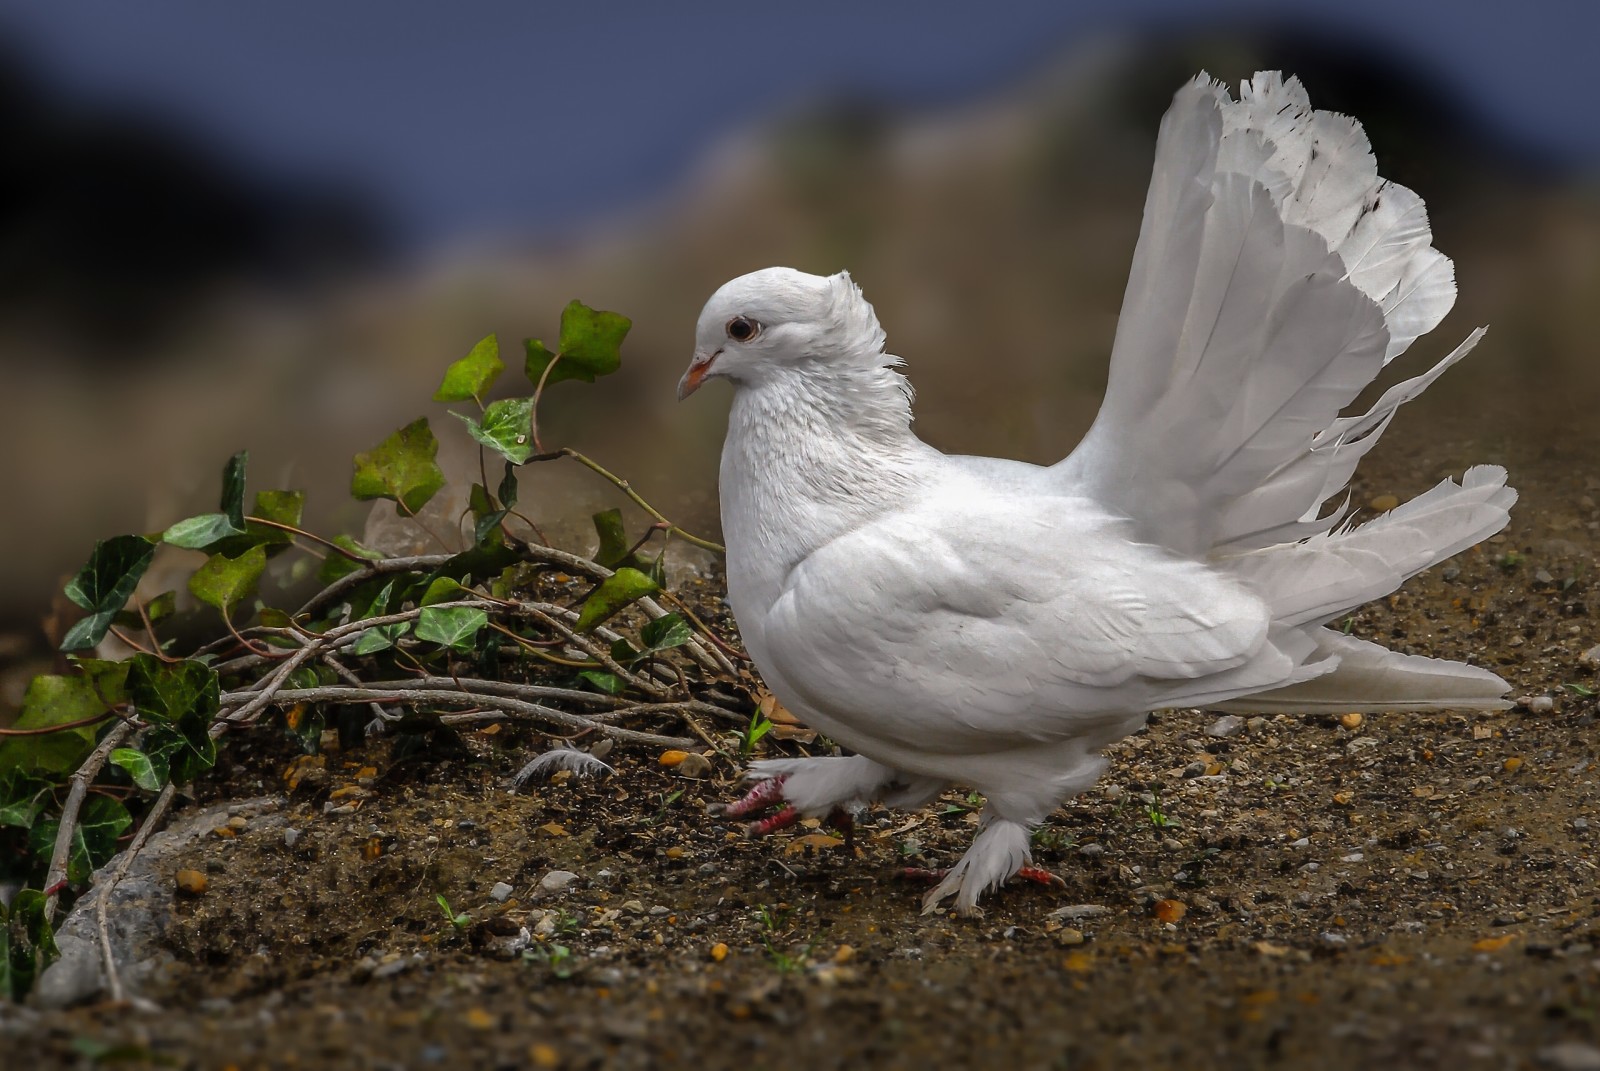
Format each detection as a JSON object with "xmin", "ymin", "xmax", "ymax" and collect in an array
[{"xmin": 678, "ymin": 267, "xmax": 891, "ymax": 400}]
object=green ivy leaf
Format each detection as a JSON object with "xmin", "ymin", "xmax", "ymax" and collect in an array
[
  {"xmin": 318, "ymin": 536, "xmax": 383, "ymax": 585},
  {"xmin": 188, "ymin": 545, "xmax": 267, "ymax": 617},
  {"xmin": 574, "ymin": 567, "xmax": 659, "ymax": 632},
  {"xmin": 110, "ymin": 748, "xmax": 163, "ymax": 792},
  {"xmin": 124, "ymin": 656, "xmax": 218, "ymax": 784},
  {"xmin": 469, "ymin": 483, "xmax": 508, "ymax": 548},
  {"xmin": 578, "ymin": 670, "xmax": 624, "ymax": 695},
  {"xmin": 80, "ymin": 795, "xmax": 132, "ymax": 869},
  {"xmin": 454, "ymin": 397, "xmax": 535, "ymax": 465},
  {"xmin": 498, "ymin": 461, "xmax": 519, "ymax": 510},
  {"xmin": 142, "ymin": 720, "xmax": 216, "ymax": 786},
  {"xmin": 640, "ymin": 613, "xmax": 693, "ymax": 654},
  {"xmin": 351, "ymin": 417, "xmax": 446, "ymax": 515},
  {"xmin": 523, "ymin": 301, "xmax": 630, "ymax": 388},
  {"xmin": 126, "ymin": 655, "xmax": 219, "ymax": 726},
  {"xmin": 60, "ymin": 535, "xmax": 157, "ymax": 652},
  {"xmin": 220, "ymin": 451, "xmax": 248, "ymax": 531},
  {"xmin": 0, "ymin": 770, "xmax": 50, "ymax": 830},
  {"xmin": 429, "ymin": 543, "xmax": 519, "ymax": 591},
  {"xmin": 415, "ymin": 606, "xmax": 489, "ymax": 650},
  {"xmin": 591, "ymin": 509, "xmax": 631, "ymax": 569},
  {"xmin": 435, "ymin": 334, "xmax": 504, "ymax": 402},
  {"xmin": 4, "ymin": 888, "xmax": 59, "ymax": 1000},
  {"xmin": 145, "ymin": 591, "xmax": 176, "ymax": 623},
  {"xmin": 0, "ymin": 675, "xmax": 113, "ymax": 775},
  {"xmin": 30, "ymin": 797, "xmax": 133, "ymax": 887},
  {"xmin": 252, "ymin": 489, "xmax": 304, "ymax": 528},
  {"xmin": 349, "ymin": 622, "xmax": 408, "ymax": 655},
  {"xmin": 558, "ymin": 301, "xmax": 630, "ymax": 378},
  {"xmin": 258, "ymin": 607, "xmax": 293, "ymax": 629},
  {"xmin": 420, "ymin": 577, "xmax": 469, "ymax": 606},
  {"xmin": 161, "ymin": 513, "xmax": 245, "ymax": 551}
]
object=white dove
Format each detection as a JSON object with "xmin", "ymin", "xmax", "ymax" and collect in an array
[{"xmin": 677, "ymin": 72, "xmax": 1516, "ymax": 915}]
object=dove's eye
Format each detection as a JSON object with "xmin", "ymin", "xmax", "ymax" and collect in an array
[{"xmin": 726, "ymin": 316, "xmax": 761, "ymax": 343}]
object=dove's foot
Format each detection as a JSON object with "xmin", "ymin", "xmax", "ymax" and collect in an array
[
  {"xmin": 714, "ymin": 774, "xmax": 790, "ymax": 818},
  {"xmin": 1015, "ymin": 866, "xmax": 1068, "ymax": 889},
  {"xmin": 714, "ymin": 771, "xmax": 861, "ymax": 842},
  {"xmin": 900, "ymin": 864, "xmax": 1065, "ymax": 890},
  {"xmin": 747, "ymin": 804, "xmax": 800, "ymax": 836},
  {"xmin": 920, "ymin": 817, "xmax": 1037, "ymax": 916},
  {"xmin": 735, "ymin": 755, "xmax": 946, "ymax": 813}
]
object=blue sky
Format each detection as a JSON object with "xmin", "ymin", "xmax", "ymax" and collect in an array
[{"xmin": 2, "ymin": 0, "xmax": 1594, "ymax": 251}]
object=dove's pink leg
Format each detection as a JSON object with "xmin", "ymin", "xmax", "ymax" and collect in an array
[
  {"xmin": 746, "ymin": 805, "xmax": 800, "ymax": 836},
  {"xmin": 716, "ymin": 774, "xmax": 789, "ymax": 817}
]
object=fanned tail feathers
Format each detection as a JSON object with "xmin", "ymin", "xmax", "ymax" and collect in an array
[{"xmin": 1062, "ymin": 71, "xmax": 1515, "ymax": 713}]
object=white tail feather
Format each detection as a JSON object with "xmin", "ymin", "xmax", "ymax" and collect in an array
[
  {"xmin": 1061, "ymin": 72, "xmax": 1515, "ymax": 714},
  {"xmin": 1215, "ymin": 631, "xmax": 1510, "ymax": 713},
  {"xmin": 1229, "ymin": 464, "xmax": 1517, "ymax": 628}
]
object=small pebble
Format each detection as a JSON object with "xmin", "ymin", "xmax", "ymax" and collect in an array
[
  {"xmin": 1339, "ymin": 712, "xmax": 1363, "ymax": 730},
  {"xmin": 1078, "ymin": 843, "xmax": 1105, "ymax": 858},
  {"xmin": 489, "ymin": 882, "xmax": 514, "ymax": 903},
  {"xmin": 674, "ymin": 753, "xmax": 713, "ymax": 779},
  {"xmin": 175, "ymin": 869, "xmax": 208, "ymax": 896},
  {"xmin": 372, "ymin": 955, "xmax": 419, "ymax": 980},
  {"xmin": 1205, "ymin": 715, "xmax": 1245, "ymax": 739},
  {"xmin": 1538, "ymin": 1042, "xmax": 1600, "ymax": 1071},
  {"xmin": 620, "ymin": 899, "xmax": 646, "ymax": 915},
  {"xmin": 1049, "ymin": 904, "xmax": 1110, "ymax": 921},
  {"xmin": 538, "ymin": 870, "xmax": 580, "ymax": 894},
  {"xmin": 1055, "ymin": 928, "xmax": 1085, "ymax": 946},
  {"xmin": 283, "ymin": 827, "xmax": 301, "ymax": 848},
  {"xmin": 1530, "ymin": 696, "xmax": 1556, "ymax": 715},
  {"xmin": 1575, "ymin": 818, "xmax": 1590, "ymax": 832},
  {"xmin": 1581, "ymin": 645, "xmax": 1600, "ymax": 667}
]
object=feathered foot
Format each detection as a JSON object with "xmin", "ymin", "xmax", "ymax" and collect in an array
[
  {"xmin": 919, "ymin": 818, "xmax": 1036, "ymax": 916},
  {"xmin": 712, "ymin": 774, "xmax": 789, "ymax": 818},
  {"xmin": 901, "ymin": 864, "xmax": 1065, "ymax": 901},
  {"xmin": 712, "ymin": 773, "xmax": 856, "ymax": 843}
]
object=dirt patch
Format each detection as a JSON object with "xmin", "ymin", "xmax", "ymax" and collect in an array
[{"xmin": 8, "ymin": 412, "xmax": 1600, "ymax": 1070}]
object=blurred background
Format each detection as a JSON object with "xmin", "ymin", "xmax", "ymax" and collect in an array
[{"xmin": 1, "ymin": 0, "xmax": 1596, "ymax": 702}]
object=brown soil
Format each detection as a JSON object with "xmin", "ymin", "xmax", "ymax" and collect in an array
[{"xmin": 8, "ymin": 406, "xmax": 1600, "ymax": 1071}]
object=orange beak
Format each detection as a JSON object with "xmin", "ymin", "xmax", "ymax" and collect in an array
[{"xmin": 676, "ymin": 350, "xmax": 720, "ymax": 401}]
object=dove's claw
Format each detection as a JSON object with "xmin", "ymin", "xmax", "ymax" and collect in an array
[
  {"xmin": 828, "ymin": 808, "xmax": 856, "ymax": 854},
  {"xmin": 717, "ymin": 774, "xmax": 790, "ymax": 818},
  {"xmin": 1015, "ymin": 866, "xmax": 1068, "ymax": 889},
  {"xmin": 747, "ymin": 805, "xmax": 800, "ymax": 837},
  {"xmin": 898, "ymin": 866, "xmax": 950, "ymax": 884}
]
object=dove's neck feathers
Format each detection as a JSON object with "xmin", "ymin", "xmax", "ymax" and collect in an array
[{"xmin": 718, "ymin": 360, "xmax": 931, "ymax": 618}]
